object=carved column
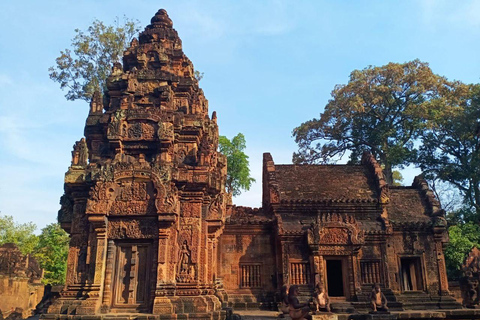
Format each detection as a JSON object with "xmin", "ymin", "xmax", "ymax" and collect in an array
[
  {"xmin": 207, "ymin": 236, "xmax": 215, "ymax": 283},
  {"xmin": 88, "ymin": 214, "xmax": 108, "ymax": 313},
  {"xmin": 100, "ymin": 240, "xmax": 115, "ymax": 313},
  {"xmin": 65, "ymin": 235, "xmax": 80, "ymax": 287},
  {"xmin": 434, "ymin": 240, "xmax": 449, "ymax": 295},
  {"xmin": 352, "ymin": 252, "xmax": 361, "ymax": 297},
  {"xmin": 281, "ymin": 241, "xmax": 290, "ymax": 286},
  {"xmin": 157, "ymin": 229, "xmax": 169, "ymax": 283}
]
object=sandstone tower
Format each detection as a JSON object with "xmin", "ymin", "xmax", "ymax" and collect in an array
[{"xmin": 51, "ymin": 9, "xmax": 227, "ymax": 319}]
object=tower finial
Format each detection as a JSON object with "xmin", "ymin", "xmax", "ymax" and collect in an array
[{"xmin": 150, "ymin": 9, "xmax": 173, "ymax": 28}]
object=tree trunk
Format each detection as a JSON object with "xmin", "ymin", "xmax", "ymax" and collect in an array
[
  {"xmin": 384, "ymin": 163, "xmax": 394, "ymax": 185},
  {"xmin": 378, "ymin": 151, "xmax": 394, "ymax": 185}
]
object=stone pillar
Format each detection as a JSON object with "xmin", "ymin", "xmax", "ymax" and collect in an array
[
  {"xmin": 352, "ymin": 253, "xmax": 362, "ymax": 297},
  {"xmin": 281, "ymin": 241, "xmax": 290, "ymax": 286},
  {"xmin": 75, "ymin": 214, "xmax": 107, "ymax": 314},
  {"xmin": 100, "ymin": 240, "xmax": 115, "ymax": 313},
  {"xmin": 435, "ymin": 240, "xmax": 449, "ymax": 295}
]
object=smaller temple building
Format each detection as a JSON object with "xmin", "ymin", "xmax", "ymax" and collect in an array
[{"xmin": 217, "ymin": 152, "xmax": 459, "ymax": 312}]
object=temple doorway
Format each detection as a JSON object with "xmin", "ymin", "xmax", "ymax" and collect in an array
[
  {"xmin": 325, "ymin": 258, "xmax": 346, "ymax": 297},
  {"xmin": 400, "ymin": 257, "xmax": 424, "ymax": 291},
  {"xmin": 112, "ymin": 242, "xmax": 153, "ymax": 311}
]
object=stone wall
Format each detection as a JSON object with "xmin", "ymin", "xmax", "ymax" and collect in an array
[{"xmin": 0, "ymin": 244, "xmax": 44, "ymax": 318}]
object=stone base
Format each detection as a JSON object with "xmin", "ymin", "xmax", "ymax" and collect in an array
[{"xmin": 312, "ymin": 314, "xmax": 338, "ymax": 320}]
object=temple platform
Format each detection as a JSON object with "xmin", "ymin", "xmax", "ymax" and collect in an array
[{"xmin": 233, "ymin": 309, "xmax": 480, "ymax": 320}]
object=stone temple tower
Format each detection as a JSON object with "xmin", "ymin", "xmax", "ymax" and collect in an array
[{"xmin": 50, "ymin": 9, "xmax": 227, "ymax": 319}]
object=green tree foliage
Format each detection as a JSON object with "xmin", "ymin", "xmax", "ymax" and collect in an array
[
  {"xmin": 444, "ymin": 215, "xmax": 480, "ymax": 280},
  {"xmin": 49, "ymin": 17, "xmax": 140, "ymax": 101},
  {"xmin": 219, "ymin": 133, "xmax": 255, "ymax": 197},
  {"xmin": 392, "ymin": 170, "xmax": 404, "ymax": 186},
  {"xmin": 293, "ymin": 60, "xmax": 457, "ymax": 184},
  {"xmin": 0, "ymin": 215, "xmax": 38, "ymax": 254},
  {"xmin": 34, "ymin": 223, "xmax": 70, "ymax": 285},
  {"xmin": 418, "ymin": 84, "xmax": 480, "ymax": 214}
]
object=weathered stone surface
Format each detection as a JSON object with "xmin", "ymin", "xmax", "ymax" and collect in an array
[
  {"xmin": 48, "ymin": 7, "xmax": 471, "ymax": 320},
  {"xmin": 460, "ymin": 247, "xmax": 480, "ymax": 308},
  {"xmin": 0, "ymin": 244, "xmax": 44, "ymax": 318},
  {"xmin": 48, "ymin": 8, "xmax": 227, "ymax": 320},
  {"xmin": 217, "ymin": 152, "xmax": 459, "ymax": 313}
]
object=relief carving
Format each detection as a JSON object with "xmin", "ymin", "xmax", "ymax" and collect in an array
[
  {"xmin": 308, "ymin": 212, "xmax": 365, "ymax": 247},
  {"xmin": 71, "ymin": 138, "xmax": 88, "ymax": 167},
  {"xmin": 107, "ymin": 219, "xmax": 158, "ymax": 239},
  {"xmin": 58, "ymin": 194, "xmax": 73, "ymax": 223},
  {"xmin": 107, "ymin": 110, "xmax": 126, "ymax": 138},
  {"xmin": 176, "ymin": 240, "xmax": 196, "ymax": 283}
]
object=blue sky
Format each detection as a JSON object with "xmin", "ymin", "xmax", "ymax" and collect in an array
[{"xmin": 1, "ymin": 0, "xmax": 480, "ymax": 231}]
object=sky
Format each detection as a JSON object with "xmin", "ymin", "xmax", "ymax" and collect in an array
[{"xmin": 1, "ymin": 0, "xmax": 480, "ymax": 231}]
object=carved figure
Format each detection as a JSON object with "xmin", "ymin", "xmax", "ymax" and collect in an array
[
  {"xmin": 461, "ymin": 247, "xmax": 480, "ymax": 308},
  {"xmin": 370, "ymin": 284, "xmax": 388, "ymax": 313},
  {"xmin": 313, "ymin": 283, "xmax": 330, "ymax": 313},
  {"xmin": 176, "ymin": 240, "xmax": 195, "ymax": 283},
  {"xmin": 288, "ymin": 285, "xmax": 312, "ymax": 320},
  {"xmin": 71, "ymin": 138, "xmax": 88, "ymax": 166},
  {"xmin": 179, "ymin": 241, "xmax": 191, "ymax": 274}
]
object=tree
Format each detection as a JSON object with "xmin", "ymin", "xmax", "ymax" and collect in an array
[
  {"xmin": 219, "ymin": 133, "xmax": 255, "ymax": 196},
  {"xmin": 418, "ymin": 84, "xmax": 480, "ymax": 214},
  {"xmin": 33, "ymin": 223, "xmax": 70, "ymax": 285},
  {"xmin": 444, "ymin": 219, "xmax": 480, "ymax": 280},
  {"xmin": 49, "ymin": 17, "xmax": 140, "ymax": 102},
  {"xmin": 0, "ymin": 215, "xmax": 38, "ymax": 254},
  {"xmin": 292, "ymin": 60, "xmax": 457, "ymax": 184}
]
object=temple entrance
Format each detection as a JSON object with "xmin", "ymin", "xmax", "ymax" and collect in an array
[
  {"xmin": 325, "ymin": 259, "xmax": 345, "ymax": 297},
  {"xmin": 112, "ymin": 242, "xmax": 153, "ymax": 311},
  {"xmin": 400, "ymin": 257, "xmax": 424, "ymax": 291}
]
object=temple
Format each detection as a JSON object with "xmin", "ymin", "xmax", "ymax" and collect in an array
[
  {"xmin": 49, "ymin": 9, "xmax": 227, "ymax": 319},
  {"xmin": 218, "ymin": 153, "xmax": 459, "ymax": 312},
  {"xmin": 47, "ymin": 8, "xmax": 463, "ymax": 320}
]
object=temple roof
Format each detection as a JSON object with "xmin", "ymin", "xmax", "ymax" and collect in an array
[
  {"xmin": 274, "ymin": 164, "xmax": 377, "ymax": 201},
  {"xmin": 388, "ymin": 187, "xmax": 431, "ymax": 224}
]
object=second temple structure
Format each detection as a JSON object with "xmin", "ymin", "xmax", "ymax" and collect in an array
[{"xmin": 47, "ymin": 8, "xmax": 466, "ymax": 320}]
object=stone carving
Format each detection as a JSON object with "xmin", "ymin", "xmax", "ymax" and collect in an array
[
  {"xmin": 107, "ymin": 219, "xmax": 158, "ymax": 239},
  {"xmin": 307, "ymin": 213, "xmax": 365, "ymax": 247},
  {"xmin": 157, "ymin": 121, "xmax": 174, "ymax": 141},
  {"xmin": 71, "ymin": 138, "xmax": 88, "ymax": 167},
  {"xmin": 176, "ymin": 240, "xmax": 196, "ymax": 283},
  {"xmin": 55, "ymin": 9, "xmax": 227, "ymax": 318},
  {"xmin": 0, "ymin": 244, "xmax": 42, "ymax": 280},
  {"xmin": 89, "ymin": 91, "xmax": 103, "ymax": 114},
  {"xmin": 107, "ymin": 109, "xmax": 126, "ymax": 138},
  {"xmin": 461, "ymin": 247, "xmax": 480, "ymax": 308},
  {"xmin": 58, "ymin": 194, "xmax": 73, "ymax": 224}
]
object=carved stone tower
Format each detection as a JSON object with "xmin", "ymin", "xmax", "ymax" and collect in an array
[{"xmin": 50, "ymin": 9, "xmax": 227, "ymax": 319}]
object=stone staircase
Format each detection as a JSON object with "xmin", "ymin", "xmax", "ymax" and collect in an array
[
  {"xmin": 395, "ymin": 291, "xmax": 461, "ymax": 310},
  {"xmin": 351, "ymin": 284, "xmax": 404, "ymax": 312}
]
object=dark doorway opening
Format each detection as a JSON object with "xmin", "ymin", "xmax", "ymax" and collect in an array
[
  {"xmin": 326, "ymin": 259, "xmax": 344, "ymax": 297},
  {"xmin": 400, "ymin": 257, "xmax": 423, "ymax": 291}
]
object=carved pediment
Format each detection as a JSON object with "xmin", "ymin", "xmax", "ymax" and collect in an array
[{"xmin": 307, "ymin": 212, "xmax": 364, "ymax": 246}]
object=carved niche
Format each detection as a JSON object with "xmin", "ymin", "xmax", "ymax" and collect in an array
[
  {"xmin": 307, "ymin": 213, "xmax": 365, "ymax": 248},
  {"xmin": 176, "ymin": 240, "xmax": 196, "ymax": 283}
]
